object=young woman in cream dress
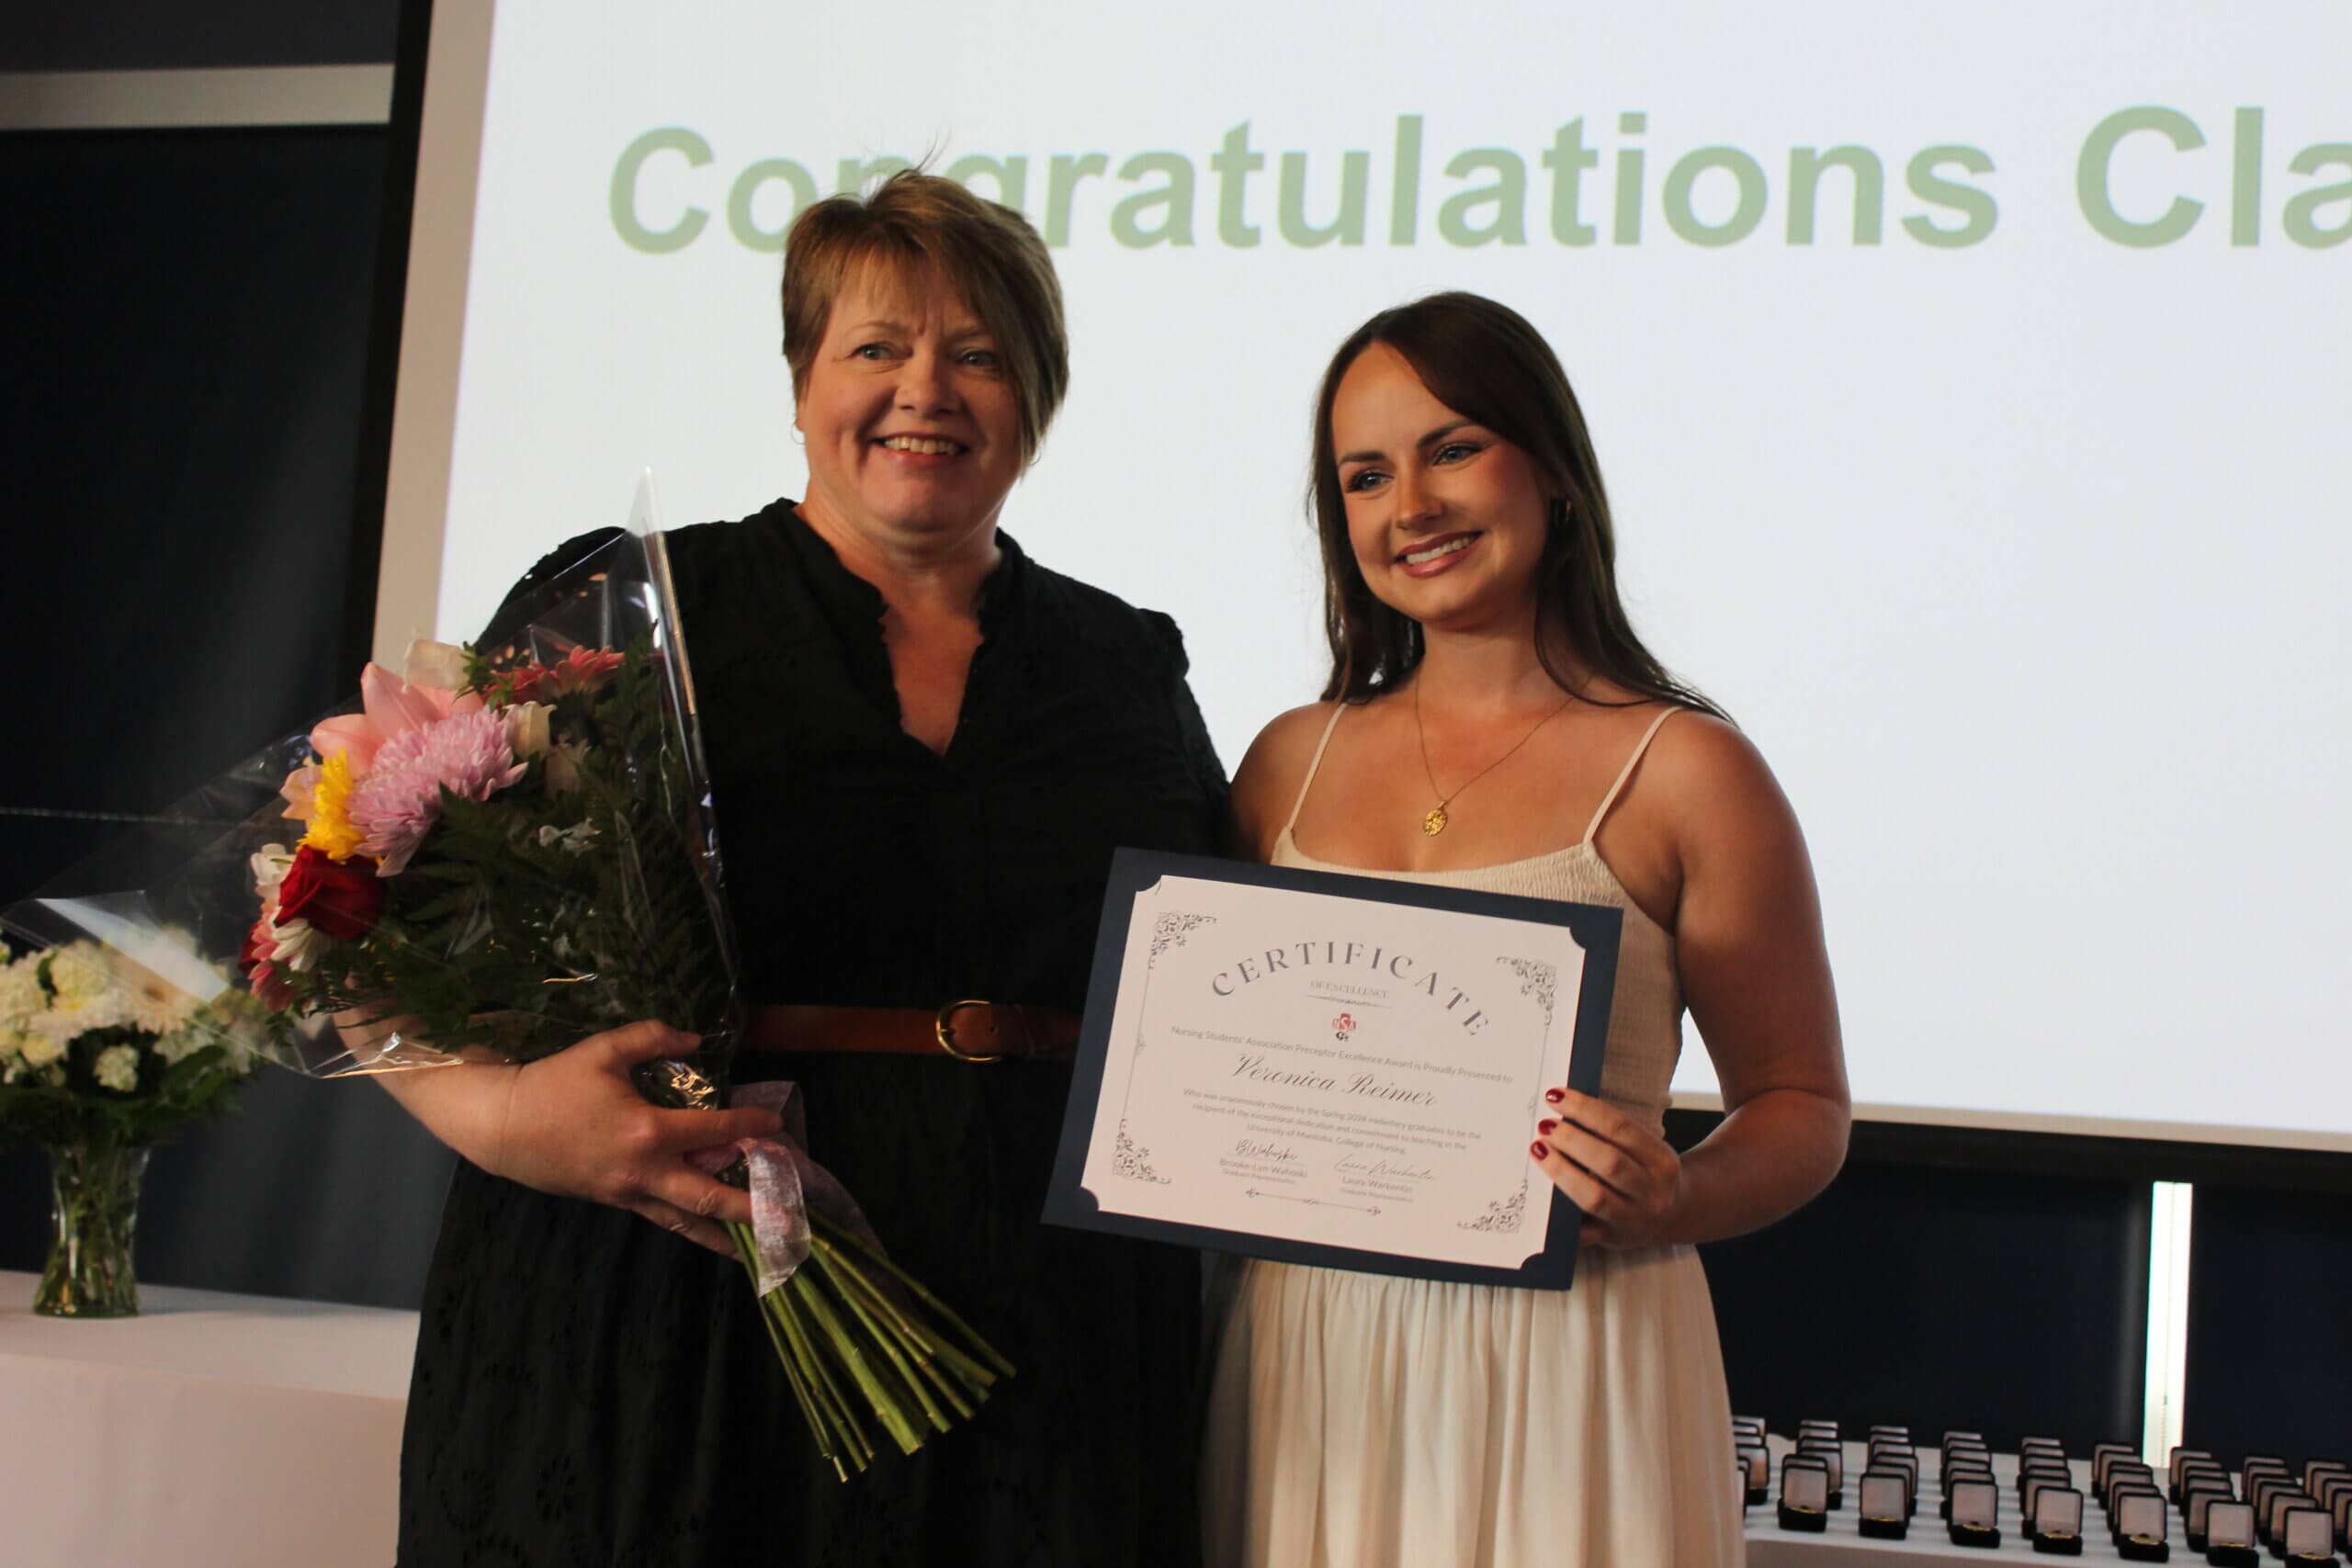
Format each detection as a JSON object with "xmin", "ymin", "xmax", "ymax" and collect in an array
[{"xmin": 1203, "ymin": 293, "xmax": 1850, "ymax": 1568}]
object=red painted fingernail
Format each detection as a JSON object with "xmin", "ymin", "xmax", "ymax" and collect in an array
[
  {"xmin": 1538, "ymin": 1119, "xmax": 1559, "ymax": 1136},
  {"xmin": 1543, "ymin": 1088, "xmax": 1565, "ymax": 1104},
  {"xmin": 1530, "ymin": 1140, "xmax": 1550, "ymax": 1160}
]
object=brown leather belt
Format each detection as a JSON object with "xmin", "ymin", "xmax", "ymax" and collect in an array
[{"xmin": 742, "ymin": 1001, "xmax": 1081, "ymax": 1064}]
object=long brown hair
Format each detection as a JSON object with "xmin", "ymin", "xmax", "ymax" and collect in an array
[{"xmin": 1311, "ymin": 291, "xmax": 1724, "ymax": 720}]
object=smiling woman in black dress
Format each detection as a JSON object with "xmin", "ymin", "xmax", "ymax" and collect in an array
[{"xmin": 377, "ymin": 173, "xmax": 1225, "ymax": 1566}]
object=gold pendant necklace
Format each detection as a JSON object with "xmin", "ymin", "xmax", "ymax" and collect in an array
[{"xmin": 1414, "ymin": 675, "xmax": 1576, "ymax": 836}]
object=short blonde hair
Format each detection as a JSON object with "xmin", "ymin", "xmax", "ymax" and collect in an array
[{"xmin": 782, "ymin": 171, "xmax": 1069, "ymax": 459}]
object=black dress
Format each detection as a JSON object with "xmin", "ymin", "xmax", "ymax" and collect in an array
[{"xmin": 396, "ymin": 502, "xmax": 1227, "ymax": 1566}]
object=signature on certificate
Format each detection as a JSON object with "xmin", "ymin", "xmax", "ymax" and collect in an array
[{"xmin": 1333, "ymin": 1154, "xmax": 1435, "ymax": 1183}]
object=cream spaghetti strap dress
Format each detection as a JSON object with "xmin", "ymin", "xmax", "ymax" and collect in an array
[{"xmin": 1201, "ymin": 705, "xmax": 1743, "ymax": 1568}]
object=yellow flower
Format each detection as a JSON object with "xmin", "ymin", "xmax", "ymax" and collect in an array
[{"xmin": 300, "ymin": 750, "xmax": 368, "ymax": 863}]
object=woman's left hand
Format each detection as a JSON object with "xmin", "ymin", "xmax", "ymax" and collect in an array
[{"xmin": 1532, "ymin": 1089, "xmax": 1683, "ymax": 1248}]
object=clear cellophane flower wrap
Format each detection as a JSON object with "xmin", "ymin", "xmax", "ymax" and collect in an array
[{"xmin": 1, "ymin": 525, "xmax": 1009, "ymax": 1479}]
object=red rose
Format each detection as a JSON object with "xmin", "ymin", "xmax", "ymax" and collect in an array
[{"xmin": 275, "ymin": 845, "xmax": 386, "ymax": 942}]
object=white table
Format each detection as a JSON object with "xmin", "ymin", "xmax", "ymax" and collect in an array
[{"xmin": 0, "ymin": 1270, "xmax": 417, "ymax": 1566}]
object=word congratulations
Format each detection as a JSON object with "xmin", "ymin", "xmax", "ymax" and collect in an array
[
  {"xmin": 1206, "ymin": 939, "xmax": 1487, "ymax": 1033},
  {"xmin": 1232, "ymin": 1054, "xmax": 1439, "ymax": 1109},
  {"xmin": 609, "ymin": 107, "xmax": 2351, "ymax": 255}
]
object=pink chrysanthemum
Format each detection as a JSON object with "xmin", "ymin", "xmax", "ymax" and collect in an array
[
  {"xmin": 347, "ymin": 709, "xmax": 527, "ymax": 875},
  {"xmin": 311, "ymin": 661, "xmax": 481, "ymax": 774}
]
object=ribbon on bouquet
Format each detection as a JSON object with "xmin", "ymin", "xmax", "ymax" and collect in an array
[{"xmin": 687, "ymin": 1079, "xmax": 880, "ymax": 1295}]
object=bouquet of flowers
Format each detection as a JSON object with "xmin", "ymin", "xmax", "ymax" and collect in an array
[
  {"xmin": 3, "ymin": 520, "xmax": 1008, "ymax": 1475},
  {"xmin": 0, "ymin": 930, "xmax": 263, "ymax": 1314},
  {"xmin": 246, "ymin": 628, "xmax": 724, "ymax": 1069}
]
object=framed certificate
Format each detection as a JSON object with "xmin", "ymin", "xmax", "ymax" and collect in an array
[{"xmin": 1042, "ymin": 848, "xmax": 1622, "ymax": 1289}]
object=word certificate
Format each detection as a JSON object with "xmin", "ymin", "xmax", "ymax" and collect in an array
[{"xmin": 1046, "ymin": 850, "xmax": 1623, "ymax": 1289}]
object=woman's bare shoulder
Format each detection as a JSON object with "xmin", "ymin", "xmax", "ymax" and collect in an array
[
  {"xmin": 1230, "ymin": 701, "xmax": 1346, "ymax": 859},
  {"xmin": 1644, "ymin": 707, "xmax": 1777, "ymax": 792},
  {"xmin": 1635, "ymin": 706, "xmax": 1805, "ymax": 862}
]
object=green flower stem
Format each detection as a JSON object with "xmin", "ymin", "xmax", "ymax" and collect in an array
[
  {"xmin": 776, "ymin": 1279, "xmax": 873, "ymax": 1471},
  {"xmin": 724, "ymin": 1207, "xmax": 1020, "ymax": 1480},
  {"xmin": 794, "ymin": 1264, "xmax": 925, "ymax": 1455},
  {"xmin": 729, "ymin": 1224, "xmax": 847, "ymax": 1483},
  {"xmin": 810, "ymin": 1236, "xmax": 999, "ymax": 1416},
  {"xmin": 770, "ymin": 1291, "xmax": 866, "ymax": 1475},
  {"xmin": 815, "ymin": 1250, "xmax": 953, "ymax": 1435},
  {"xmin": 35, "ymin": 1142, "xmax": 148, "ymax": 1318},
  {"xmin": 736, "ymin": 1225, "xmax": 872, "ymax": 1476},
  {"xmin": 780, "ymin": 1279, "xmax": 884, "ymax": 1476},
  {"xmin": 820, "ymin": 1247, "xmax": 983, "ymax": 1423},
  {"xmin": 766, "ymin": 1308, "xmax": 846, "ymax": 1482},
  {"xmin": 814, "ymin": 1218, "xmax": 1018, "ymax": 1378},
  {"xmin": 823, "ymin": 1241, "xmax": 997, "ymax": 1410}
]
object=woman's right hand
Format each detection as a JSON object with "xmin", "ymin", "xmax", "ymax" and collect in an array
[
  {"xmin": 371, "ymin": 1017, "xmax": 783, "ymax": 1257},
  {"xmin": 484, "ymin": 1021, "xmax": 785, "ymax": 1256}
]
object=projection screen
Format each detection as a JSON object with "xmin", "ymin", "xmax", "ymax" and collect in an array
[{"xmin": 378, "ymin": 0, "xmax": 2352, "ymax": 1153}]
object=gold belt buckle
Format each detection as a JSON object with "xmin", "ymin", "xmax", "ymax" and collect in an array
[{"xmin": 936, "ymin": 999, "xmax": 1012, "ymax": 1064}]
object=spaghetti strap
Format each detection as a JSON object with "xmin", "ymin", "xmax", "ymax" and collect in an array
[
  {"xmin": 1283, "ymin": 704, "xmax": 1351, "ymax": 837},
  {"xmin": 1583, "ymin": 707, "xmax": 1679, "ymax": 843}
]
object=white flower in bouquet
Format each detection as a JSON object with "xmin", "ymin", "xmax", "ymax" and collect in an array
[
  {"xmin": 267, "ymin": 917, "xmax": 330, "ymax": 974},
  {"xmin": 118, "ymin": 965, "xmax": 198, "ymax": 1036},
  {"xmin": 152, "ymin": 1021, "xmax": 209, "ymax": 1066},
  {"xmin": 18, "ymin": 1016, "xmax": 71, "ymax": 1069},
  {"xmin": 0, "ymin": 952, "xmax": 45, "ymax": 1027},
  {"xmin": 45, "ymin": 943, "xmax": 119, "ymax": 1021},
  {"xmin": 506, "ymin": 700, "xmax": 555, "ymax": 761},
  {"xmin": 544, "ymin": 739, "xmax": 589, "ymax": 795},
  {"xmin": 251, "ymin": 843, "xmax": 295, "ymax": 924},
  {"xmin": 93, "ymin": 1044, "xmax": 141, "ymax": 1093},
  {"xmin": 153, "ymin": 989, "xmax": 263, "ymax": 1072},
  {"xmin": 402, "ymin": 637, "xmax": 472, "ymax": 692},
  {"xmin": 536, "ymin": 821, "xmax": 599, "ymax": 854}
]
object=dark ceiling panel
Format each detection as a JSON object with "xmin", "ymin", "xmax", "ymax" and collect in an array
[{"xmin": 1, "ymin": 0, "xmax": 401, "ymax": 73}]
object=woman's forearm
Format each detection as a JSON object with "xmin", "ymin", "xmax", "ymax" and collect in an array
[
  {"xmin": 373, "ymin": 1061, "xmax": 520, "ymax": 1175},
  {"xmin": 355, "ymin": 1019, "xmax": 772, "ymax": 1252},
  {"xmin": 1662, "ymin": 1087, "xmax": 1849, "ymax": 1246},
  {"xmin": 338, "ymin": 1010, "xmax": 518, "ymax": 1174}
]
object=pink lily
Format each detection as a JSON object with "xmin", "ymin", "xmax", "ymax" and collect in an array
[{"xmin": 309, "ymin": 662, "xmax": 483, "ymax": 774}]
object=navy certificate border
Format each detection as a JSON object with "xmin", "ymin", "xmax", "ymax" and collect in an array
[{"xmin": 1042, "ymin": 846, "xmax": 1625, "ymax": 1291}]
